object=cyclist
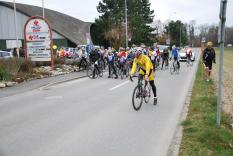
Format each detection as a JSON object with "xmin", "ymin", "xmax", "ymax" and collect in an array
[
  {"xmin": 170, "ymin": 45, "xmax": 180, "ymax": 70},
  {"xmin": 89, "ymin": 48, "xmax": 101, "ymax": 79},
  {"xmin": 186, "ymin": 48, "xmax": 192, "ymax": 63},
  {"xmin": 78, "ymin": 47, "xmax": 88, "ymax": 71},
  {"xmin": 150, "ymin": 48, "xmax": 157, "ymax": 71},
  {"xmin": 129, "ymin": 48, "xmax": 157, "ymax": 105},
  {"xmin": 155, "ymin": 46, "xmax": 161, "ymax": 69},
  {"xmin": 127, "ymin": 49, "xmax": 135, "ymax": 68},
  {"xmin": 161, "ymin": 47, "xmax": 169, "ymax": 70},
  {"xmin": 107, "ymin": 49, "xmax": 118, "ymax": 79},
  {"xmin": 203, "ymin": 41, "xmax": 216, "ymax": 82}
]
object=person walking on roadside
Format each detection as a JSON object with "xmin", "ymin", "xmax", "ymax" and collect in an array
[
  {"xmin": 19, "ymin": 47, "xmax": 25, "ymax": 58},
  {"xmin": 13, "ymin": 48, "xmax": 18, "ymax": 57},
  {"xmin": 203, "ymin": 41, "xmax": 216, "ymax": 82}
]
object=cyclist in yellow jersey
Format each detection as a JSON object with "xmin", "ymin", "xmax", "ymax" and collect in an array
[{"xmin": 130, "ymin": 48, "xmax": 157, "ymax": 105}]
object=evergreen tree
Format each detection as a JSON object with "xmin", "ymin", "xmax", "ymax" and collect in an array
[
  {"xmin": 92, "ymin": 0, "xmax": 155, "ymax": 48},
  {"xmin": 165, "ymin": 20, "xmax": 188, "ymax": 47}
]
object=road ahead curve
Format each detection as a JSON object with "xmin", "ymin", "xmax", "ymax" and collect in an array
[{"xmin": 0, "ymin": 49, "xmax": 200, "ymax": 156}]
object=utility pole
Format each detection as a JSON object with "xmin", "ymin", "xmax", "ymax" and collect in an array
[
  {"xmin": 180, "ymin": 24, "xmax": 182, "ymax": 47},
  {"xmin": 217, "ymin": 0, "xmax": 228, "ymax": 126},
  {"xmin": 42, "ymin": 0, "xmax": 45, "ymax": 17},
  {"xmin": 13, "ymin": 0, "xmax": 19, "ymax": 57},
  {"xmin": 125, "ymin": 0, "xmax": 128, "ymax": 48}
]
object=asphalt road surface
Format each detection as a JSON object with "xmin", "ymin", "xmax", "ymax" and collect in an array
[{"xmin": 0, "ymin": 49, "xmax": 200, "ymax": 156}]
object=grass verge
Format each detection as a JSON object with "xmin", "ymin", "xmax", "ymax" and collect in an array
[
  {"xmin": 213, "ymin": 47, "xmax": 233, "ymax": 120},
  {"xmin": 179, "ymin": 60, "xmax": 233, "ymax": 156}
]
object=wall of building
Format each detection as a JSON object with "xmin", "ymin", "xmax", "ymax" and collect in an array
[{"xmin": 0, "ymin": 5, "xmax": 68, "ymax": 50}]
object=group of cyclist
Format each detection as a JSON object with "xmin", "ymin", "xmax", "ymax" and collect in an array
[
  {"xmin": 76, "ymin": 42, "xmax": 218, "ymax": 107},
  {"xmin": 79, "ymin": 44, "xmax": 193, "ymax": 105}
]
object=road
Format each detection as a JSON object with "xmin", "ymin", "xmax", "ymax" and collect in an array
[{"xmin": 0, "ymin": 49, "xmax": 200, "ymax": 156}]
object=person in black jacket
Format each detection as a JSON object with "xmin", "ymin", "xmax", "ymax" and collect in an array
[
  {"xmin": 89, "ymin": 49, "xmax": 101, "ymax": 79},
  {"xmin": 203, "ymin": 41, "xmax": 216, "ymax": 82}
]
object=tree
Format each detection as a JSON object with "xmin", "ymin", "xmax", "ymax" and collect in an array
[
  {"xmin": 92, "ymin": 0, "xmax": 155, "ymax": 48},
  {"xmin": 164, "ymin": 20, "xmax": 188, "ymax": 47},
  {"xmin": 187, "ymin": 20, "xmax": 196, "ymax": 47}
]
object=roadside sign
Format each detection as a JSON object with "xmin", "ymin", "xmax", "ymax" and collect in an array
[
  {"xmin": 24, "ymin": 16, "xmax": 53, "ymax": 65},
  {"xmin": 201, "ymin": 37, "xmax": 206, "ymax": 43}
]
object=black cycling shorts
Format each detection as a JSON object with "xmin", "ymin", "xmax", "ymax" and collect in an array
[{"xmin": 204, "ymin": 61, "xmax": 212, "ymax": 70}]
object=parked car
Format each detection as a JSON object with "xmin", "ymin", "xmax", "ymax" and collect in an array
[
  {"xmin": 0, "ymin": 51, "xmax": 13, "ymax": 58},
  {"xmin": 179, "ymin": 48, "xmax": 195, "ymax": 62},
  {"xmin": 179, "ymin": 48, "xmax": 187, "ymax": 62}
]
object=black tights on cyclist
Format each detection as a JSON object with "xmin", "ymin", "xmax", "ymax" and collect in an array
[
  {"xmin": 161, "ymin": 57, "xmax": 168, "ymax": 69},
  {"xmin": 138, "ymin": 74, "xmax": 157, "ymax": 98},
  {"xmin": 108, "ymin": 64, "xmax": 117, "ymax": 77},
  {"xmin": 149, "ymin": 80, "xmax": 157, "ymax": 98},
  {"xmin": 93, "ymin": 64, "xmax": 100, "ymax": 79}
]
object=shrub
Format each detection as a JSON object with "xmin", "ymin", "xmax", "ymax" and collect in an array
[
  {"xmin": 0, "ymin": 67, "xmax": 12, "ymax": 81},
  {"xmin": 0, "ymin": 58, "xmax": 23, "ymax": 76},
  {"xmin": 19, "ymin": 59, "xmax": 34, "ymax": 73},
  {"xmin": 54, "ymin": 57, "xmax": 65, "ymax": 65}
]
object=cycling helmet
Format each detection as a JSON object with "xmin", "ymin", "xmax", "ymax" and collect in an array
[
  {"xmin": 135, "ymin": 47, "xmax": 143, "ymax": 58},
  {"xmin": 207, "ymin": 41, "xmax": 213, "ymax": 47},
  {"xmin": 172, "ymin": 45, "xmax": 176, "ymax": 50}
]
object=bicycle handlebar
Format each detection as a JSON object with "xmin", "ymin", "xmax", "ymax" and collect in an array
[{"xmin": 129, "ymin": 75, "xmax": 139, "ymax": 82}]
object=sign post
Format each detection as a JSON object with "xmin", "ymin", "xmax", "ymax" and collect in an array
[
  {"xmin": 24, "ymin": 16, "xmax": 54, "ymax": 69},
  {"xmin": 217, "ymin": 0, "xmax": 227, "ymax": 126}
]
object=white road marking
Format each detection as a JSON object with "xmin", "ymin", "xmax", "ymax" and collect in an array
[
  {"xmin": 109, "ymin": 80, "xmax": 130, "ymax": 91},
  {"xmin": 44, "ymin": 96, "xmax": 63, "ymax": 100}
]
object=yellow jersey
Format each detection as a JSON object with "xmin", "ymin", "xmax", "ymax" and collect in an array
[{"xmin": 130, "ymin": 54, "xmax": 154, "ymax": 76}]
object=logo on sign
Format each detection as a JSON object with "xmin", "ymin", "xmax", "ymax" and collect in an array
[{"xmin": 31, "ymin": 20, "xmax": 42, "ymax": 32}]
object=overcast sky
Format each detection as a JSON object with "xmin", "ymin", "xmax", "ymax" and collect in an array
[{"xmin": 1, "ymin": 0, "xmax": 233, "ymax": 26}]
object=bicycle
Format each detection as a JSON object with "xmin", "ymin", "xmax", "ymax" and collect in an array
[
  {"xmin": 118, "ymin": 62, "xmax": 130, "ymax": 79},
  {"xmin": 130, "ymin": 75, "xmax": 152, "ymax": 111},
  {"xmin": 87, "ymin": 61, "xmax": 103, "ymax": 79},
  {"xmin": 186, "ymin": 57, "xmax": 193, "ymax": 67},
  {"xmin": 78, "ymin": 57, "xmax": 89, "ymax": 70},
  {"xmin": 170, "ymin": 60, "xmax": 180, "ymax": 74}
]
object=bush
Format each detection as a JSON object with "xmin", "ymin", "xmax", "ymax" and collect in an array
[
  {"xmin": 54, "ymin": 57, "xmax": 65, "ymax": 65},
  {"xmin": 0, "ymin": 58, "xmax": 23, "ymax": 76},
  {"xmin": 0, "ymin": 67, "xmax": 12, "ymax": 81},
  {"xmin": 19, "ymin": 59, "xmax": 34, "ymax": 73}
]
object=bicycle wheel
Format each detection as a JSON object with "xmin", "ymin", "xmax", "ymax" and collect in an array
[
  {"xmin": 176, "ymin": 64, "xmax": 180, "ymax": 74},
  {"xmin": 86, "ymin": 65, "xmax": 92, "ymax": 78},
  {"xmin": 144, "ymin": 84, "xmax": 151, "ymax": 104},
  {"xmin": 132, "ymin": 85, "xmax": 143, "ymax": 111},
  {"xmin": 99, "ymin": 67, "xmax": 104, "ymax": 77},
  {"xmin": 120, "ymin": 69, "xmax": 124, "ymax": 79},
  {"xmin": 190, "ymin": 60, "xmax": 193, "ymax": 66},
  {"xmin": 165, "ymin": 59, "xmax": 169, "ymax": 69},
  {"xmin": 170, "ymin": 63, "xmax": 175, "ymax": 75},
  {"xmin": 87, "ymin": 65, "xmax": 97, "ymax": 79}
]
